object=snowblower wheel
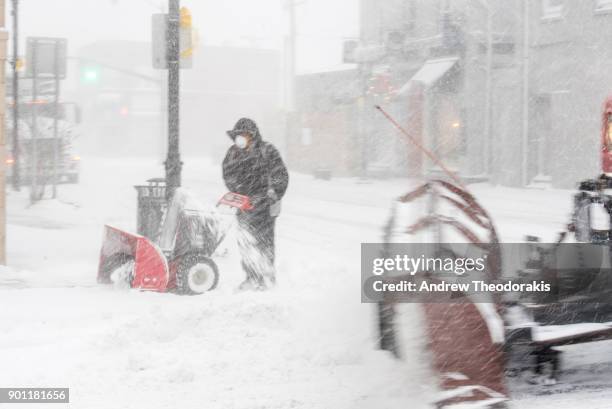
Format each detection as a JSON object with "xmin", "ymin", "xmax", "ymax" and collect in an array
[{"xmin": 176, "ymin": 254, "xmax": 219, "ymax": 295}]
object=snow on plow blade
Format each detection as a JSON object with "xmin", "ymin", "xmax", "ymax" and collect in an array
[{"xmin": 98, "ymin": 225, "xmax": 169, "ymax": 291}]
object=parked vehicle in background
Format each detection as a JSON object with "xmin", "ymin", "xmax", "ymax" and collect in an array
[{"xmin": 6, "ymin": 99, "xmax": 82, "ymax": 186}]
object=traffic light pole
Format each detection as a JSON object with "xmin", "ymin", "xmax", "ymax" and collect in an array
[
  {"xmin": 11, "ymin": 0, "xmax": 20, "ymax": 191},
  {"xmin": 165, "ymin": 0, "xmax": 181, "ymax": 199},
  {"xmin": 29, "ymin": 39, "xmax": 39, "ymax": 204},
  {"xmin": 52, "ymin": 40, "xmax": 61, "ymax": 199}
]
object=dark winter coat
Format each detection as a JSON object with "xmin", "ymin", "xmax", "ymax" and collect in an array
[{"xmin": 222, "ymin": 124, "xmax": 289, "ymax": 215}]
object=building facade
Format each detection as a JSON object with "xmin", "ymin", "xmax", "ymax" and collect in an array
[
  {"xmin": 354, "ymin": 0, "xmax": 526, "ymax": 184},
  {"xmin": 289, "ymin": 68, "xmax": 362, "ymax": 177},
  {"xmin": 527, "ymin": 0, "xmax": 612, "ymax": 187},
  {"xmin": 293, "ymin": 0, "xmax": 612, "ymax": 187}
]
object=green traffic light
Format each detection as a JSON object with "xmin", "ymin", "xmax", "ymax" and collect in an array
[{"xmin": 82, "ymin": 67, "xmax": 99, "ymax": 83}]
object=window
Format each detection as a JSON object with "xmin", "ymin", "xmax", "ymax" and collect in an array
[
  {"xmin": 596, "ymin": 0, "xmax": 612, "ymax": 12},
  {"xmin": 542, "ymin": 0, "xmax": 564, "ymax": 19}
]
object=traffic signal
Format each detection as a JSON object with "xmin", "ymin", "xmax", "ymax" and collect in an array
[
  {"xmin": 180, "ymin": 7, "xmax": 192, "ymax": 28},
  {"xmin": 180, "ymin": 7, "xmax": 194, "ymax": 63},
  {"xmin": 15, "ymin": 58, "xmax": 24, "ymax": 72},
  {"xmin": 81, "ymin": 66, "xmax": 100, "ymax": 83},
  {"xmin": 152, "ymin": 8, "xmax": 193, "ymax": 69}
]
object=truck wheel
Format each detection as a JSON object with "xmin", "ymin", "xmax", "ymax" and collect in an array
[{"xmin": 176, "ymin": 254, "xmax": 219, "ymax": 295}]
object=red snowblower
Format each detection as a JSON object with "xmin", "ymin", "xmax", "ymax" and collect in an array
[{"xmin": 97, "ymin": 179, "xmax": 252, "ymax": 295}]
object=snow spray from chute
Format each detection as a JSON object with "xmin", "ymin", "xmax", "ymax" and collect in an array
[
  {"xmin": 159, "ymin": 188, "xmax": 224, "ymax": 252},
  {"xmin": 374, "ymin": 104, "xmax": 509, "ymax": 407}
]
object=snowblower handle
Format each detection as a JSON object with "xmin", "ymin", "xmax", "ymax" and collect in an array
[{"xmin": 217, "ymin": 192, "xmax": 254, "ymax": 211}]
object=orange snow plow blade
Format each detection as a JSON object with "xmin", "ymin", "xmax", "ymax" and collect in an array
[{"xmin": 97, "ymin": 225, "xmax": 169, "ymax": 291}]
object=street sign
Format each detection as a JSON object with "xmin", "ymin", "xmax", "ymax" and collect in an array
[
  {"xmin": 25, "ymin": 37, "xmax": 67, "ymax": 79},
  {"xmin": 152, "ymin": 13, "xmax": 193, "ymax": 69},
  {"xmin": 152, "ymin": 14, "xmax": 167, "ymax": 69}
]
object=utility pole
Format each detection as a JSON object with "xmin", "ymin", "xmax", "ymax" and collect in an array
[
  {"xmin": 286, "ymin": 0, "xmax": 296, "ymax": 113},
  {"xmin": 52, "ymin": 40, "xmax": 61, "ymax": 198},
  {"xmin": 0, "ymin": 0, "xmax": 8, "ymax": 264},
  {"xmin": 30, "ymin": 39, "xmax": 39, "ymax": 204},
  {"xmin": 283, "ymin": 0, "xmax": 303, "ymax": 160},
  {"xmin": 165, "ymin": 0, "xmax": 181, "ymax": 199},
  {"xmin": 11, "ymin": 0, "xmax": 20, "ymax": 191},
  {"xmin": 521, "ymin": 0, "xmax": 530, "ymax": 186},
  {"xmin": 484, "ymin": 1, "xmax": 493, "ymax": 177},
  {"xmin": 159, "ymin": 67, "xmax": 166, "ymax": 159},
  {"xmin": 472, "ymin": 0, "xmax": 493, "ymax": 177}
]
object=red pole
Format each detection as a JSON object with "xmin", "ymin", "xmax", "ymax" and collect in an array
[{"xmin": 375, "ymin": 104, "xmax": 466, "ymax": 189}]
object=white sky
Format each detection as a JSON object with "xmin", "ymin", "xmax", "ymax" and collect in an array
[{"xmin": 11, "ymin": 0, "xmax": 359, "ymax": 74}]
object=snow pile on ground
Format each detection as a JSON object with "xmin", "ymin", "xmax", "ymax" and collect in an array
[{"xmin": 0, "ymin": 281, "xmax": 433, "ymax": 409}]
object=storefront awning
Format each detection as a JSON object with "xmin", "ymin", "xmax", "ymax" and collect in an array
[{"xmin": 398, "ymin": 57, "xmax": 459, "ymax": 95}]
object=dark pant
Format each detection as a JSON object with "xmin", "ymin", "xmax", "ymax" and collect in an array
[{"xmin": 237, "ymin": 210, "xmax": 276, "ymax": 286}]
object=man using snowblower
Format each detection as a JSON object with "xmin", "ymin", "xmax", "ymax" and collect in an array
[{"xmin": 223, "ymin": 118, "xmax": 289, "ymax": 290}]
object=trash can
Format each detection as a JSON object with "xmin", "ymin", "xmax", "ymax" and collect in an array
[{"xmin": 134, "ymin": 178, "xmax": 167, "ymax": 241}]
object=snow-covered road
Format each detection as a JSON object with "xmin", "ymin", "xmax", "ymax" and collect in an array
[
  {"xmin": 2, "ymin": 156, "xmax": 612, "ymax": 408},
  {"xmin": 0, "ymin": 157, "xmax": 434, "ymax": 409}
]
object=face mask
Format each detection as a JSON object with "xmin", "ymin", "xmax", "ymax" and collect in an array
[{"xmin": 235, "ymin": 135, "xmax": 248, "ymax": 149}]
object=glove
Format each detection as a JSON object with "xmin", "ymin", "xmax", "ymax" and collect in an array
[{"xmin": 267, "ymin": 188, "xmax": 281, "ymax": 217}]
